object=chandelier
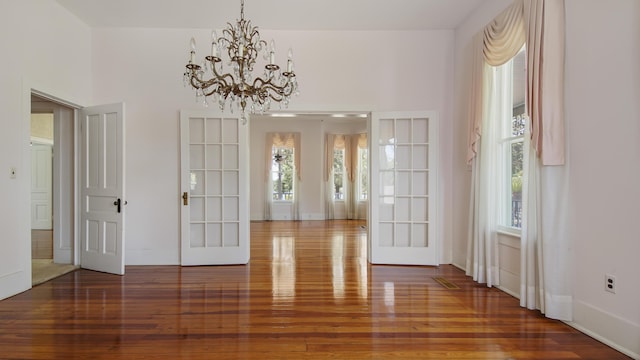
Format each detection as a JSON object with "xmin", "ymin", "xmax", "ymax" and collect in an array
[{"xmin": 183, "ymin": 0, "xmax": 299, "ymax": 124}]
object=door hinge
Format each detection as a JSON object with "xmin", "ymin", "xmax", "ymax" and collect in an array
[{"xmin": 182, "ymin": 192, "xmax": 189, "ymax": 206}]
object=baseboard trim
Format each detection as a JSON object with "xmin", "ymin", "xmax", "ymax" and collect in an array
[{"xmin": 567, "ymin": 300, "xmax": 640, "ymax": 359}]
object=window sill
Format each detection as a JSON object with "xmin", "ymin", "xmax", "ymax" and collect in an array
[{"xmin": 497, "ymin": 226, "xmax": 521, "ymax": 238}]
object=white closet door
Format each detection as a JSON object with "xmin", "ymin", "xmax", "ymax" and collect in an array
[
  {"xmin": 31, "ymin": 144, "xmax": 53, "ymax": 230},
  {"xmin": 180, "ymin": 111, "xmax": 249, "ymax": 265},
  {"xmin": 370, "ymin": 111, "xmax": 438, "ymax": 265}
]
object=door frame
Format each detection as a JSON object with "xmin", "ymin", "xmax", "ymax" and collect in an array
[
  {"xmin": 31, "ymin": 94, "xmax": 78, "ymax": 264},
  {"xmin": 23, "ymin": 89, "xmax": 83, "ymax": 270}
]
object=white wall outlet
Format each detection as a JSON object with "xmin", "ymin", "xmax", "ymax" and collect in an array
[
  {"xmin": 605, "ymin": 274, "xmax": 616, "ymax": 294},
  {"xmin": 10, "ymin": 167, "xmax": 16, "ymax": 179}
]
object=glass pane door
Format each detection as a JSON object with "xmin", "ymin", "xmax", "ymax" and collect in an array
[
  {"xmin": 180, "ymin": 111, "xmax": 248, "ymax": 265},
  {"xmin": 370, "ymin": 112, "xmax": 437, "ymax": 265}
]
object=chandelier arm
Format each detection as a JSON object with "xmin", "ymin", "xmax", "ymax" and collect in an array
[
  {"xmin": 209, "ymin": 63, "xmax": 234, "ymax": 89},
  {"xmin": 251, "ymin": 77, "xmax": 295, "ymax": 99},
  {"xmin": 191, "ymin": 71, "xmax": 226, "ymax": 92},
  {"xmin": 189, "ymin": 73, "xmax": 207, "ymax": 90}
]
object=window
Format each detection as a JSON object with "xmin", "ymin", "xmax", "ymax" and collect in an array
[
  {"xmin": 499, "ymin": 48, "xmax": 525, "ymax": 229},
  {"xmin": 271, "ymin": 146, "xmax": 294, "ymax": 201},
  {"xmin": 333, "ymin": 148, "xmax": 345, "ymax": 200},
  {"xmin": 357, "ymin": 147, "xmax": 368, "ymax": 201}
]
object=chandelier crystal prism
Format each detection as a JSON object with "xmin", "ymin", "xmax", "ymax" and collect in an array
[{"xmin": 183, "ymin": 0, "xmax": 299, "ymax": 124}]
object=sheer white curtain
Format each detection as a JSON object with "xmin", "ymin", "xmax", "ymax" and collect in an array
[
  {"xmin": 264, "ymin": 132, "xmax": 302, "ymax": 221},
  {"xmin": 348, "ymin": 134, "xmax": 367, "ymax": 220},
  {"xmin": 466, "ymin": 0, "xmax": 570, "ymax": 321},
  {"xmin": 324, "ymin": 134, "xmax": 336, "ymax": 220},
  {"xmin": 466, "ymin": 60, "xmax": 513, "ymax": 287}
]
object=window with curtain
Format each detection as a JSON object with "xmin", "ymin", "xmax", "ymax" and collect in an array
[
  {"xmin": 466, "ymin": 0, "xmax": 571, "ymax": 321},
  {"xmin": 325, "ymin": 133, "xmax": 368, "ymax": 220},
  {"xmin": 333, "ymin": 148, "xmax": 345, "ymax": 200},
  {"xmin": 265, "ymin": 132, "xmax": 301, "ymax": 221},
  {"xmin": 271, "ymin": 146, "xmax": 295, "ymax": 201}
]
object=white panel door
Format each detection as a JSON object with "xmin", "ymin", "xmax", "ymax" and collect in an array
[
  {"xmin": 369, "ymin": 111, "xmax": 438, "ymax": 265},
  {"xmin": 79, "ymin": 103, "xmax": 126, "ymax": 275},
  {"xmin": 180, "ymin": 111, "xmax": 249, "ymax": 265},
  {"xmin": 31, "ymin": 144, "xmax": 53, "ymax": 230}
]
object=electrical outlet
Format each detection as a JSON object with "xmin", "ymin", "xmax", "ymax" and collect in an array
[{"xmin": 605, "ymin": 274, "xmax": 616, "ymax": 294}]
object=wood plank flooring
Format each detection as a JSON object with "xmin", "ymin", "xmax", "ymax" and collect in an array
[{"xmin": 0, "ymin": 220, "xmax": 630, "ymax": 359}]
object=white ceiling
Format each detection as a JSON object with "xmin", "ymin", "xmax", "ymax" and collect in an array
[{"xmin": 55, "ymin": 0, "xmax": 486, "ymax": 30}]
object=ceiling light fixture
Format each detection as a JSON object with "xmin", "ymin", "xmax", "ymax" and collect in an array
[{"xmin": 183, "ymin": 0, "xmax": 299, "ymax": 124}]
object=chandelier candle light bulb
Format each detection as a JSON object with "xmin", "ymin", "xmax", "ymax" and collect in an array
[
  {"xmin": 183, "ymin": 0, "xmax": 298, "ymax": 124},
  {"xmin": 190, "ymin": 37, "xmax": 196, "ymax": 63}
]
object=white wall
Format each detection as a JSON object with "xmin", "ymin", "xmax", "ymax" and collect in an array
[
  {"xmin": 453, "ymin": 0, "xmax": 640, "ymax": 356},
  {"xmin": 89, "ymin": 27, "xmax": 455, "ymax": 265},
  {"xmin": 0, "ymin": 0, "xmax": 92, "ymax": 300},
  {"xmin": 564, "ymin": 0, "xmax": 640, "ymax": 356}
]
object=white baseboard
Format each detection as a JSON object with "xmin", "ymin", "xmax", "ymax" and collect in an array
[
  {"xmin": 0, "ymin": 268, "xmax": 31, "ymax": 301},
  {"xmin": 250, "ymin": 213, "xmax": 326, "ymax": 221},
  {"xmin": 567, "ymin": 300, "xmax": 640, "ymax": 359},
  {"xmin": 126, "ymin": 249, "xmax": 180, "ymax": 265},
  {"xmin": 442, "ymin": 263, "xmax": 638, "ymax": 359}
]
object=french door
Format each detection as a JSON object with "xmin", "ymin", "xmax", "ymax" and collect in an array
[
  {"xmin": 369, "ymin": 111, "xmax": 438, "ymax": 265},
  {"xmin": 180, "ymin": 110, "xmax": 249, "ymax": 265}
]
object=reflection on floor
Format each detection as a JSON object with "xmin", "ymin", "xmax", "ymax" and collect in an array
[{"xmin": 31, "ymin": 229, "xmax": 78, "ymax": 286}]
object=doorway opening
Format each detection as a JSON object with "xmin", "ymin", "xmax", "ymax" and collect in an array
[
  {"xmin": 248, "ymin": 113, "xmax": 369, "ymax": 225},
  {"xmin": 30, "ymin": 94, "xmax": 79, "ymax": 285}
]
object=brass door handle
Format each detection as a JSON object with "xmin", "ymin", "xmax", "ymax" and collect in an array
[{"xmin": 182, "ymin": 192, "xmax": 189, "ymax": 206}]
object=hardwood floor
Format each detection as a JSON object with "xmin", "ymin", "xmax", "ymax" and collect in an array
[{"xmin": 1, "ymin": 220, "xmax": 630, "ymax": 359}]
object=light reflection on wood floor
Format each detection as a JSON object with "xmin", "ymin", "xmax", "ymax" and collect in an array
[{"xmin": 0, "ymin": 220, "xmax": 630, "ymax": 359}]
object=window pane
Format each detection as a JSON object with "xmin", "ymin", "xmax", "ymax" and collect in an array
[
  {"xmin": 512, "ymin": 114, "xmax": 526, "ymax": 136},
  {"xmin": 333, "ymin": 149, "xmax": 344, "ymax": 200},
  {"xmin": 510, "ymin": 140, "xmax": 523, "ymax": 228},
  {"xmin": 272, "ymin": 146, "xmax": 295, "ymax": 201}
]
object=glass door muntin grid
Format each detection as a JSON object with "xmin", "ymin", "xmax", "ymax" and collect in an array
[
  {"xmin": 378, "ymin": 117, "xmax": 430, "ymax": 248},
  {"xmin": 189, "ymin": 117, "xmax": 240, "ymax": 248}
]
